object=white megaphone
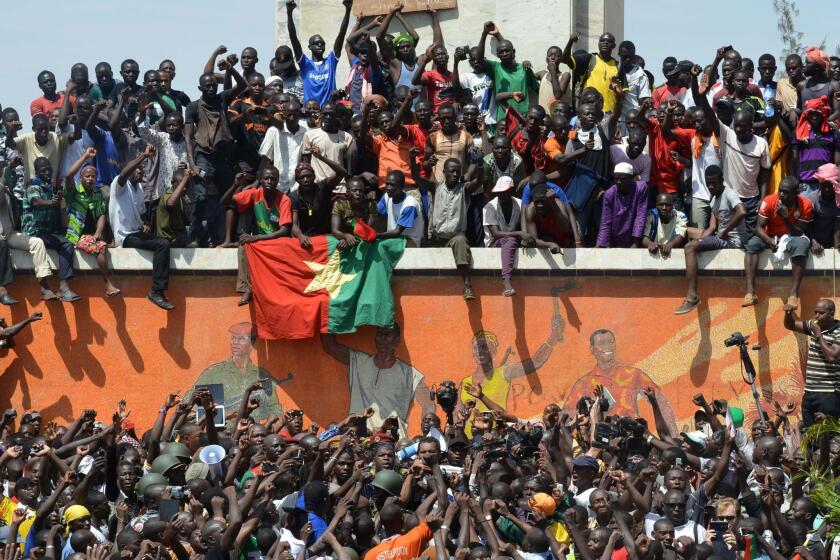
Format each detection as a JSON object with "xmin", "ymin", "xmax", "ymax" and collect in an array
[{"xmin": 199, "ymin": 445, "xmax": 226, "ymax": 478}]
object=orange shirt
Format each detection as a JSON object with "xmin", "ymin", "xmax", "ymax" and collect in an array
[
  {"xmin": 543, "ymin": 136, "xmax": 565, "ymax": 175},
  {"xmin": 363, "ymin": 522, "xmax": 433, "ymax": 560},
  {"xmin": 758, "ymin": 193, "xmax": 813, "ymax": 237},
  {"xmin": 371, "ymin": 130, "xmax": 419, "ymax": 187}
]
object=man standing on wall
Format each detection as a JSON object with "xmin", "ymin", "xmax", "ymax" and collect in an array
[
  {"xmin": 190, "ymin": 322, "xmax": 283, "ymax": 422},
  {"xmin": 783, "ymin": 299, "xmax": 840, "ymax": 427},
  {"xmin": 321, "ymin": 325, "xmax": 436, "ymax": 436},
  {"xmin": 562, "ymin": 328, "xmax": 676, "ymax": 430}
]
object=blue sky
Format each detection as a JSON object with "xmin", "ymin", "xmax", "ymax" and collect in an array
[{"xmin": 0, "ymin": 1, "xmax": 835, "ymax": 128}]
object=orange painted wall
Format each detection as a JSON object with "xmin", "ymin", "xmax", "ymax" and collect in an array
[{"xmin": 0, "ymin": 273, "xmax": 820, "ymax": 433}]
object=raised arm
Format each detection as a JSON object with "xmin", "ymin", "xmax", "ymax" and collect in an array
[
  {"xmin": 409, "ymin": 147, "xmax": 435, "ymax": 190},
  {"xmin": 64, "ymin": 147, "xmax": 97, "ymax": 190},
  {"xmin": 58, "ymin": 80, "xmax": 76, "ymax": 130},
  {"xmin": 118, "ymin": 145, "xmax": 154, "ymax": 187},
  {"xmin": 319, "ymin": 333, "xmax": 351, "ymax": 365},
  {"xmin": 334, "ymin": 0, "xmax": 354, "ymax": 57},
  {"xmin": 395, "ymin": 8, "xmax": 419, "ymax": 45},
  {"xmin": 429, "ymin": 7, "xmax": 443, "ymax": 47},
  {"xmin": 693, "ymin": 62, "xmax": 720, "ymax": 136},
  {"xmin": 310, "ymin": 146, "xmax": 348, "ymax": 188},
  {"xmin": 412, "ymin": 46, "xmax": 434, "ymax": 86},
  {"xmin": 203, "ymin": 45, "xmax": 228, "ymax": 77},
  {"xmin": 561, "ymin": 32, "xmax": 579, "ymax": 68},
  {"xmin": 287, "ymin": 0, "xmax": 304, "ymax": 61},
  {"xmin": 475, "ymin": 21, "xmax": 498, "ymax": 70},
  {"xmin": 166, "ymin": 168, "xmax": 194, "ymax": 208},
  {"xmin": 376, "ymin": 5, "xmax": 401, "ymax": 63}
]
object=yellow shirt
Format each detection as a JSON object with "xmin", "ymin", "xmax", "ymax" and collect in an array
[
  {"xmin": 0, "ymin": 497, "xmax": 35, "ymax": 549},
  {"xmin": 583, "ymin": 56, "xmax": 619, "ymax": 113},
  {"xmin": 460, "ymin": 368, "xmax": 510, "ymax": 438}
]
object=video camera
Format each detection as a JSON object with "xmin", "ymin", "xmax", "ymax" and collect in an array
[
  {"xmin": 593, "ymin": 416, "xmax": 648, "ymax": 454},
  {"xmin": 506, "ymin": 425, "xmax": 544, "ymax": 458},
  {"xmin": 431, "ymin": 380, "xmax": 458, "ymax": 424}
]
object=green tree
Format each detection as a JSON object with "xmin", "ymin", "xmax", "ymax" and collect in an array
[{"xmin": 772, "ymin": 0, "xmax": 804, "ymax": 61}]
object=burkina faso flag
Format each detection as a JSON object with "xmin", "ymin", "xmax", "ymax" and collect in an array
[{"xmin": 245, "ymin": 236, "xmax": 406, "ymax": 339}]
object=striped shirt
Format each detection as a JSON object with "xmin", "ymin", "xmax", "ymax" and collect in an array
[
  {"xmin": 804, "ymin": 320, "xmax": 840, "ymax": 393},
  {"xmin": 797, "ymin": 132, "xmax": 840, "ymax": 183}
]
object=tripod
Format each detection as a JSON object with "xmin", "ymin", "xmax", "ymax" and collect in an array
[{"xmin": 735, "ymin": 340, "xmax": 769, "ymax": 422}]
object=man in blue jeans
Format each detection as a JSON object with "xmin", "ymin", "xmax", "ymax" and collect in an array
[{"xmin": 783, "ymin": 299, "xmax": 840, "ymax": 427}]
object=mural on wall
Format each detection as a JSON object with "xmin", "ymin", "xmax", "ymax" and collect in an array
[
  {"xmin": 189, "ymin": 322, "xmax": 287, "ymax": 422},
  {"xmin": 320, "ymin": 328, "xmax": 435, "ymax": 436},
  {"xmin": 0, "ymin": 275, "xmax": 813, "ymax": 432}
]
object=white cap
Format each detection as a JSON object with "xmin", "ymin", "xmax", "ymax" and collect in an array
[
  {"xmin": 492, "ymin": 176, "xmax": 514, "ymax": 193},
  {"xmin": 614, "ymin": 162, "xmax": 635, "ymax": 175}
]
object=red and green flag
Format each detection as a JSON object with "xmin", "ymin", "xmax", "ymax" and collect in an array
[{"xmin": 245, "ymin": 236, "xmax": 406, "ymax": 340}]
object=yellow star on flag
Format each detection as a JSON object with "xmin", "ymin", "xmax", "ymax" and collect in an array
[{"xmin": 304, "ymin": 250, "xmax": 357, "ymax": 299}]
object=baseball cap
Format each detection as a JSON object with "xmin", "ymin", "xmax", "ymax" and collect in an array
[
  {"xmin": 492, "ymin": 176, "xmax": 514, "ymax": 193},
  {"xmin": 528, "ymin": 492, "xmax": 557, "ymax": 516},
  {"xmin": 275, "ymin": 46, "xmax": 296, "ymax": 73},
  {"xmin": 681, "ymin": 430, "xmax": 708, "ymax": 450},
  {"xmin": 715, "ymin": 96, "xmax": 735, "ymax": 109},
  {"xmin": 573, "ymin": 455, "xmax": 599, "ymax": 470}
]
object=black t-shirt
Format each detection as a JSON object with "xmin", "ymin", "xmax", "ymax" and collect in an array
[
  {"xmin": 227, "ymin": 98, "xmax": 271, "ymax": 166},
  {"xmin": 169, "ymin": 89, "xmax": 191, "ymax": 107},
  {"xmin": 290, "ymin": 181, "xmax": 333, "ymax": 235}
]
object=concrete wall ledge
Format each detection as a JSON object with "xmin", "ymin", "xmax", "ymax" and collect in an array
[{"xmin": 8, "ymin": 247, "xmax": 840, "ymax": 276}]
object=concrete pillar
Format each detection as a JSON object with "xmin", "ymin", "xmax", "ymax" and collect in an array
[{"xmin": 275, "ymin": 0, "xmax": 623, "ymax": 82}]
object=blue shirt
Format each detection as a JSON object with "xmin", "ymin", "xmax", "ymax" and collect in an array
[
  {"xmin": 520, "ymin": 181, "xmax": 571, "ymax": 205},
  {"xmin": 299, "ymin": 52, "xmax": 340, "ymax": 106}
]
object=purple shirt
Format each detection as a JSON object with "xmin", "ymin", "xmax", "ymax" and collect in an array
[{"xmin": 596, "ymin": 181, "xmax": 649, "ymax": 247}]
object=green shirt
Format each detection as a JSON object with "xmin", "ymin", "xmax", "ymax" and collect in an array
[
  {"xmin": 487, "ymin": 60, "xmax": 539, "ymax": 122},
  {"xmin": 22, "ymin": 179, "xmax": 61, "ymax": 236},
  {"xmin": 64, "ymin": 182, "xmax": 106, "ymax": 244},
  {"xmin": 189, "ymin": 358, "xmax": 284, "ymax": 421},
  {"xmin": 156, "ymin": 188, "xmax": 186, "ymax": 244}
]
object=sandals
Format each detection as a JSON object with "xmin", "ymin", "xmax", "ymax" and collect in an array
[
  {"xmin": 41, "ymin": 288, "xmax": 59, "ymax": 301},
  {"xmin": 741, "ymin": 293, "xmax": 758, "ymax": 307},
  {"xmin": 784, "ymin": 295, "xmax": 799, "ymax": 312},
  {"xmin": 503, "ymin": 288, "xmax": 517, "ymax": 297},
  {"xmin": 674, "ymin": 297, "xmax": 700, "ymax": 315},
  {"xmin": 238, "ymin": 291, "xmax": 253, "ymax": 306}
]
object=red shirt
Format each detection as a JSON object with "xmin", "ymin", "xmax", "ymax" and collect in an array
[
  {"xmin": 758, "ymin": 193, "xmax": 814, "ymax": 237},
  {"xmin": 647, "ymin": 119, "xmax": 691, "ymax": 193},
  {"xmin": 30, "ymin": 93, "xmax": 75, "ymax": 117},
  {"xmin": 404, "ymin": 124, "xmax": 431, "ymax": 177},
  {"xmin": 652, "ymin": 84, "xmax": 686, "ymax": 108},
  {"xmin": 421, "ymin": 68, "xmax": 453, "ymax": 113}
]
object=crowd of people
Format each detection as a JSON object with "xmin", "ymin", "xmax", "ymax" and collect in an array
[
  {"xmin": 1, "ymin": 2, "xmax": 839, "ymax": 308},
  {"xmin": 0, "ymin": 291, "xmax": 840, "ymax": 560}
]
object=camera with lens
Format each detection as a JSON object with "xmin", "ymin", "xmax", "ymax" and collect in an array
[
  {"xmin": 507, "ymin": 426, "xmax": 544, "ymax": 458},
  {"xmin": 432, "ymin": 381, "xmax": 458, "ymax": 414},
  {"xmin": 476, "ymin": 434, "xmax": 508, "ymax": 462},
  {"xmin": 724, "ymin": 331, "xmax": 748, "ymax": 347},
  {"xmin": 576, "ymin": 395, "xmax": 610, "ymax": 416}
]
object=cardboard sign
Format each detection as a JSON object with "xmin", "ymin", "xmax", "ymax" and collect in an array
[{"xmin": 354, "ymin": 0, "xmax": 457, "ymax": 17}]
